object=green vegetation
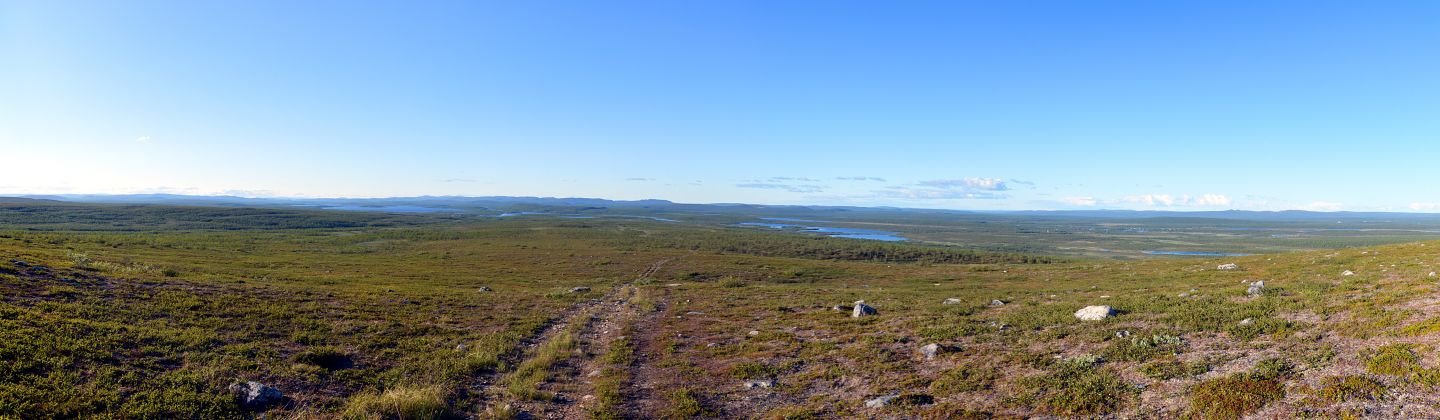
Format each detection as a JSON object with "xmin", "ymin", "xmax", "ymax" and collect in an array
[
  {"xmin": 1187, "ymin": 359, "xmax": 1293, "ymax": 419},
  {"xmin": 5, "ymin": 201, "xmax": 1440, "ymax": 417}
]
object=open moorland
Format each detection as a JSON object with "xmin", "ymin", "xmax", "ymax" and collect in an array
[{"xmin": 5, "ymin": 199, "xmax": 1440, "ymax": 418}]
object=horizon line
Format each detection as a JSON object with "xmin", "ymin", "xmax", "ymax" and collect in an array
[{"xmin": 8, "ymin": 192, "xmax": 1440, "ymax": 215}]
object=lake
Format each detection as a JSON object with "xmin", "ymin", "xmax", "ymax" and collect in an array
[
  {"xmin": 322, "ymin": 205, "xmax": 458, "ymax": 213},
  {"xmin": 738, "ymin": 220, "xmax": 907, "ymax": 242},
  {"xmin": 1143, "ymin": 250, "xmax": 1253, "ymax": 257}
]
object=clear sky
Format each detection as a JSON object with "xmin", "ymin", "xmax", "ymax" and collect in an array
[{"xmin": 4, "ymin": 1, "xmax": 1440, "ymax": 211}]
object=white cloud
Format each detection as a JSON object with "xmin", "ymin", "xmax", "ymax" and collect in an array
[
  {"xmin": 135, "ymin": 136, "xmax": 151, "ymax": 143},
  {"xmin": 1061, "ymin": 196, "xmax": 1098, "ymax": 206},
  {"xmin": 1301, "ymin": 201, "xmax": 1343, "ymax": 212},
  {"xmin": 876, "ymin": 187, "xmax": 1005, "ymax": 200},
  {"xmin": 1125, "ymin": 194, "xmax": 1178, "ymax": 206},
  {"xmin": 736, "ymin": 183, "xmax": 826, "ymax": 193},
  {"xmin": 1193, "ymin": 194, "xmax": 1232, "ymax": 206},
  {"xmin": 1411, "ymin": 203, "xmax": 1440, "ymax": 211},
  {"xmin": 919, "ymin": 177, "xmax": 1008, "ymax": 191},
  {"xmin": 1123, "ymin": 193, "xmax": 1232, "ymax": 207}
]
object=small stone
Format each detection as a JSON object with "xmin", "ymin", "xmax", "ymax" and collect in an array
[
  {"xmin": 1342, "ymin": 270, "xmax": 1355, "ymax": 277},
  {"xmin": 1218, "ymin": 263, "xmax": 1240, "ymax": 270},
  {"xmin": 1430, "ymin": 272, "xmax": 1437, "ymax": 278},
  {"xmin": 1074, "ymin": 305, "xmax": 1115, "ymax": 321},
  {"xmin": 919, "ymin": 343, "xmax": 945, "ymax": 359},
  {"xmin": 1239, "ymin": 318, "xmax": 1256, "ymax": 326},
  {"xmin": 228, "ymin": 381, "xmax": 283, "ymax": 410},
  {"xmin": 569, "ymin": 286, "xmax": 591, "ymax": 293},
  {"xmin": 831, "ymin": 305, "xmax": 852, "ymax": 312},
  {"xmin": 943, "ymin": 298, "xmax": 962, "ymax": 305},
  {"xmin": 455, "ymin": 343, "xmax": 469, "ymax": 352},
  {"xmin": 748, "ymin": 330, "xmax": 760, "ymax": 336},
  {"xmin": 477, "ymin": 286, "xmax": 492, "ymax": 292},
  {"xmin": 851, "ymin": 301, "xmax": 878, "ymax": 317},
  {"xmin": 1115, "ymin": 330, "xmax": 1132, "ymax": 338},
  {"xmin": 743, "ymin": 380, "xmax": 775, "ymax": 389},
  {"xmin": 989, "ymin": 299, "xmax": 1005, "ymax": 306},
  {"xmin": 865, "ymin": 394, "xmax": 899, "ymax": 408},
  {"xmin": 665, "ymin": 283, "xmax": 682, "ymax": 287},
  {"xmin": 1246, "ymin": 281, "xmax": 1265, "ymax": 297}
]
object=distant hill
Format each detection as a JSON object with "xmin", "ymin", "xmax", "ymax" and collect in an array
[{"xmin": 12, "ymin": 194, "xmax": 1440, "ymax": 223}]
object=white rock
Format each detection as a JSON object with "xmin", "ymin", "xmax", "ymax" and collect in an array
[
  {"xmin": 1218, "ymin": 263, "xmax": 1239, "ymax": 270},
  {"xmin": 989, "ymin": 299, "xmax": 1005, "ymax": 306},
  {"xmin": 943, "ymin": 298, "xmax": 962, "ymax": 305},
  {"xmin": 852, "ymin": 301, "xmax": 877, "ymax": 317},
  {"xmin": 743, "ymin": 380, "xmax": 774, "ymax": 389},
  {"xmin": 1246, "ymin": 281, "xmax": 1265, "ymax": 297},
  {"xmin": 1239, "ymin": 318, "xmax": 1255, "ymax": 326},
  {"xmin": 228, "ymin": 381, "xmax": 283, "ymax": 409},
  {"xmin": 1074, "ymin": 305, "xmax": 1115, "ymax": 321},
  {"xmin": 1342, "ymin": 270, "xmax": 1355, "ymax": 276},
  {"xmin": 865, "ymin": 394, "xmax": 899, "ymax": 408},
  {"xmin": 919, "ymin": 343, "xmax": 947, "ymax": 360}
]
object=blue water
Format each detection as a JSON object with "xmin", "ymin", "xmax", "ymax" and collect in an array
[
  {"xmin": 1144, "ymin": 250, "xmax": 1253, "ymax": 257},
  {"xmin": 498, "ymin": 212, "xmax": 675, "ymax": 222},
  {"xmin": 323, "ymin": 205, "xmax": 457, "ymax": 213},
  {"xmin": 738, "ymin": 221, "xmax": 907, "ymax": 242},
  {"xmin": 498, "ymin": 212, "xmax": 544, "ymax": 217}
]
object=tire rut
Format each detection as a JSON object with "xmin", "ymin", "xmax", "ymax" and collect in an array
[{"xmin": 474, "ymin": 258, "xmax": 674, "ymax": 419}]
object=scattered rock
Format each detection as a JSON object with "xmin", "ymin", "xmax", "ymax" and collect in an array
[
  {"xmin": 748, "ymin": 330, "xmax": 760, "ymax": 337},
  {"xmin": 865, "ymin": 394, "xmax": 933, "ymax": 408},
  {"xmin": 919, "ymin": 343, "xmax": 952, "ymax": 359},
  {"xmin": 569, "ymin": 286, "xmax": 591, "ymax": 293},
  {"xmin": 989, "ymin": 299, "xmax": 1005, "ymax": 306},
  {"xmin": 743, "ymin": 380, "xmax": 774, "ymax": 389},
  {"xmin": 477, "ymin": 286, "xmax": 492, "ymax": 292},
  {"xmin": 1218, "ymin": 263, "xmax": 1240, "ymax": 270},
  {"xmin": 228, "ymin": 381, "xmax": 283, "ymax": 410},
  {"xmin": 1246, "ymin": 281, "xmax": 1265, "ymax": 297},
  {"xmin": 1115, "ymin": 330, "xmax": 1132, "ymax": 338},
  {"xmin": 852, "ymin": 301, "xmax": 878, "ymax": 318},
  {"xmin": 454, "ymin": 343, "xmax": 469, "ymax": 352},
  {"xmin": 865, "ymin": 394, "xmax": 899, "ymax": 408},
  {"xmin": 943, "ymin": 298, "xmax": 962, "ymax": 305},
  {"xmin": 665, "ymin": 283, "xmax": 682, "ymax": 287},
  {"xmin": 1074, "ymin": 305, "xmax": 1115, "ymax": 321},
  {"xmin": 831, "ymin": 305, "xmax": 852, "ymax": 312},
  {"xmin": 1430, "ymin": 272, "xmax": 1437, "ymax": 278},
  {"xmin": 1239, "ymin": 318, "xmax": 1255, "ymax": 326},
  {"xmin": 1342, "ymin": 270, "xmax": 1355, "ymax": 277}
]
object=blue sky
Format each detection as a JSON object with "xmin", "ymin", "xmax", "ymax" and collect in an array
[{"xmin": 4, "ymin": 1, "xmax": 1440, "ymax": 211}]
